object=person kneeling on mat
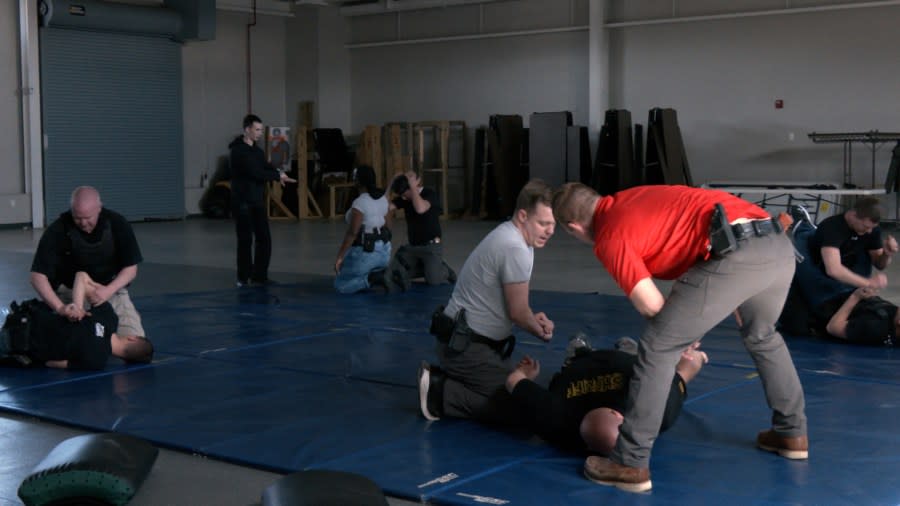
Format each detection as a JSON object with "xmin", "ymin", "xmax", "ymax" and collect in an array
[
  {"xmin": 333, "ymin": 165, "xmax": 393, "ymax": 294},
  {"xmin": 506, "ymin": 337, "xmax": 707, "ymax": 455},
  {"xmin": 1, "ymin": 271, "xmax": 153, "ymax": 370},
  {"xmin": 417, "ymin": 180, "xmax": 556, "ymax": 426},
  {"xmin": 383, "ymin": 171, "xmax": 456, "ymax": 292}
]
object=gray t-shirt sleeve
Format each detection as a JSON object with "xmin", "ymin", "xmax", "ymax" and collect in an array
[{"xmin": 500, "ymin": 243, "xmax": 533, "ymax": 285}]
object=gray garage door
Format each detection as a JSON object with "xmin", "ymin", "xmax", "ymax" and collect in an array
[{"xmin": 40, "ymin": 27, "xmax": 183, "ymax": 222}]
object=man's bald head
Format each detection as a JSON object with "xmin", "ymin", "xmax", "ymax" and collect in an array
[{"xmin": 70, "ymin": 186, "xmax": 102, "ymax": 234}]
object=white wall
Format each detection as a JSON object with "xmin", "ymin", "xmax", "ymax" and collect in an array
[
  {"xmin": 181, "ymin": 9, "xmax": 288, "ymax": 214},
  {"xmin": 0, "ymin": 1, "xmax": 29, "ymax": 225},
  {"xmin": 351, "ymin": 32, "xmax": 589, "ymax": 130},
  {"xmin": 609, "ymin": 5, "xmax": 900, "ymax": 188},
  {"xmin": 285, "ymin": 7, "xmax": 319, "ymax": 132},
  {"xmin": 348, "ymin": 0, "xmax": 589, "ymax": 131},
  {"xmin": 317, "ymin": 7, "xmax": 352, "ymax": 132}
]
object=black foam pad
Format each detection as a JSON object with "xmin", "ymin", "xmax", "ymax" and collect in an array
[
  {"xmin": 262, "ymin": 470, "xmax": 389, "ymax": 506},
  {"xmin": 18, "ymin": 433, "xmax": 158, "ymax": 506}
]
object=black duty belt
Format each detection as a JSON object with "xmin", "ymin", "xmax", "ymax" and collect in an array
[
  {"xmin": 730, "ymin": 218, "xmax": 781, "ymax": 240},
  {"xmin": 470, "ymin": 334, "xmax": 516, "ymax": 358},
  {"xmin": 412, "ymin": 237, "xmax": 441, "ymax": 246}
]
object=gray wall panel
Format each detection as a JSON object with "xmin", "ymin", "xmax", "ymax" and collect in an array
[
  {"xmin": 610, "ymin": 6, "xmax": 900, "ymax": 187},
  {"xmin": 351, "ymin": 31, "xmax": 589, "ymax": 129},
  {"xmin": 482, "ymin": 0, "xmax": 574, "ymax": 31},
  {"xmin": 400, "ymin": 6, "xmax": 480, "ymax": 39},
  {"xmin": 181, "ymin": 10, "xmax": 289, "ymax": 215}
]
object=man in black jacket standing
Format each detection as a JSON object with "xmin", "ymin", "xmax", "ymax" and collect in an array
[{"xmin": 229, "ymin": 114, "xmax": 295, "ymax": 286}]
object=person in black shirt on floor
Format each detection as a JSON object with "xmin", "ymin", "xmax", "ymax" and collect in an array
[
  {"xmin": 229, "ymin": 114, "xmax": 296, "ymax": 286},
  {"xmin": 505, "ymin": 338, "xmax": 707, "ymax": 454},
  {"xmin": 2, "ymin": 272, "xmax": 154, "ymax": 370},
  {"xmin": 811, "ymin": 287, "xmax": 900, "ymax": 346},
  {"xmin": 384, "ymin": 171, "xmax": 455, "ymax": 292}
]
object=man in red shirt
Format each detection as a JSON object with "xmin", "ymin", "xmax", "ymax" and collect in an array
[{"xmin": 552, "ymin": 183, "xmax": 807, "ymax": 493}]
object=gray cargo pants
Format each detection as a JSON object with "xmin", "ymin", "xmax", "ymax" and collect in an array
[
  {"xmin": 436, "ymin": 340, "xmax": 519, "ymax": 426},
  {"xmin": 613, "ymin": 232, "xmax": 807, "ymax": 468}
]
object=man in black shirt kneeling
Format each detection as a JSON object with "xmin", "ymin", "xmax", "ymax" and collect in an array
[{"xmin": 383, "ymin": 171, "xmax": 456, "ymax": 292}]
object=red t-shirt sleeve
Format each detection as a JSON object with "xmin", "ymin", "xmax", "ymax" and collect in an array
[{"xmin": 594, "ymin": 237, "xmax": 651, "ymax": 296}]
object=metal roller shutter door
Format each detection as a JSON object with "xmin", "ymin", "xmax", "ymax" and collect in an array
[{"xmin": 40, "ymin": 27, "xmax": 183, "ymax": 222}]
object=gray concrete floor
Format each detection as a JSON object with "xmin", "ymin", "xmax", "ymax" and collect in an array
[{"xmin": 0, "ymin": 216, "xmax": 898, "ymax": 505}]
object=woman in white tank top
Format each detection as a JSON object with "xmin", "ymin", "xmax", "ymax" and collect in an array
[{"xmin": 333, "ymin": 165, "xmax": 393, "ymax": 293}]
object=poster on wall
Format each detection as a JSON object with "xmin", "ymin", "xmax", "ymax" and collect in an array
[{"xmin": 266, "ymin": 126, "xmax": 291, "ymax": 172}]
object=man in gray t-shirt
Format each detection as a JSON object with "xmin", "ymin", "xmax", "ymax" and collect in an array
[{"xmin": 418, "ymin": 180, "xmax": 556, "ymax": 426}]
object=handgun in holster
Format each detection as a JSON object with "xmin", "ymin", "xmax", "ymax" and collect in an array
[
  {"xmin": 429, "ymin": 305, "xmax": 470, "ymax": 353},
  {"xmin": 709, "ymin": 203, "xmax": 738, "ymax": 257}
]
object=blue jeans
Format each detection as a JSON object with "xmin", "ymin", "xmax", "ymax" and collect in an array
[{"xmin": 334, "ymin": 241, "xmax": 391, "ymax": 294}]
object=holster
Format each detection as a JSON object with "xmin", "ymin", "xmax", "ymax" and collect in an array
[
  {"xmin": 709, "ymin": 203, "xmax": 738, "ymax": 257},
  {"xmin": 2, "ymin": 299, "xmax": 38, "ymax": 354},
  {"xmin": 354, "ymin": 227, "xmax": 392, "ymax": 253},
  {"xmin": 429, "ymin": 305, "xmax": 515, "ymax": 358},
  {"xmin": 430, "ymin": 305, "xmax": 470, "ymax": 353}
]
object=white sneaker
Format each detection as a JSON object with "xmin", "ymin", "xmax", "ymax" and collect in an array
[{"xmin": 417, "ymin": 361, "xmax": 440, "ymax": 421}]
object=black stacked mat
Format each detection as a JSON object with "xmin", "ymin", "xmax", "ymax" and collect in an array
[
  {"xmin": 484, "ymin": 115, "xmax": 528, "ymax": 219},
  {"xmin": 645, "ymin": 108, "xmax": 693, "ymax": 186},
  {"xmin": 592, "ymin": 109, "xmax": 636, "ymax": 195},
  {"xmin": 529, "ymin": 112, "xmax": 572, "ymax": 187}
]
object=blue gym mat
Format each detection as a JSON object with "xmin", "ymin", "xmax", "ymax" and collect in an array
[{"xmin": 0, "ymin": 281, "xmax": 898, "ymax": 505}]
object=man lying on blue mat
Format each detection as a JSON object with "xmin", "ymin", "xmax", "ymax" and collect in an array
[
  {"xmin": 815, "ymin": 287, "xmax": 900, "ymax": 345},
  {"xmin": 0, "ymin": 272, "xmax": 153, "ymax": 370},
  {"xmin": 505, "ymin": 337, "xmax": 707, "ymax": 455}
]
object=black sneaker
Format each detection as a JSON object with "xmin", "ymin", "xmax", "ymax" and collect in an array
[
  {"xmin": 789, "ymin": 205, "xmax": 814, "ymax": 229},
  {"xmin": 236, "ymin": 279, "xmax": 250, "ymax": 288},
  {"xmin": 250, "ymin": 277, "xmax": 276, "ymax": 286},
  {"xmin": 417, "ymin": 361, "xmax": 444, "ymax": 421}
]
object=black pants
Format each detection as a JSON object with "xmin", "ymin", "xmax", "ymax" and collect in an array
[{"xmin": 233, "ymin": 202, "xmax": 271, "ymax": 282}]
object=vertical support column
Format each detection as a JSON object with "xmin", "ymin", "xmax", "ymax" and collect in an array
[
  {"xmin": 20, "ymin": 0, "xmax": 43, "ymax": 227},
  {"xmin": 297, "ymin": 126, "xmax": 309, "ymax": 218},
  {"xmin": 439, "ymin": 121, "xmax": 450, "ymax": 219},
  {"xmin": 588, "ymin": 0, "xmax": 609, "ymax": 154}
]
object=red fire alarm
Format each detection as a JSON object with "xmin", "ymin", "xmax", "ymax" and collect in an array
[{"xmin": 775, "ymin": 99, "xmax": 784, "ymax": 109}]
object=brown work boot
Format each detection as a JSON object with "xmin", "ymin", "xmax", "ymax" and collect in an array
[
  {"xmin": 757, "ymin": 429, "xmax": 809, "ymax": 460},
  {"xmin": 583, "ymin": 456, "xmax": 651, "ymax": 493}
]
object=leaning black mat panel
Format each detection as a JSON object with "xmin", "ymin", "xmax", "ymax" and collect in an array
[
  {"xmin": 529, "ymin": 112, "xmax": 572, "ymax": 187},
  {"xmin": 566, "ymin": 126, "xmax": 592, "ymax": 185},
  {"xmin": 487, "ymin": 115, "xmax": 526, "ymax": 218},
  {"xmin": 18, "ymin": 433, "xmax": 159, "ymax": 506},
  {"xmin": 592, "ymin": 110, "xmax": 633, "ymax": 195},
  {"xmin": 262, "ymin": 470, "xmax": 389, "ymax": 506}
]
